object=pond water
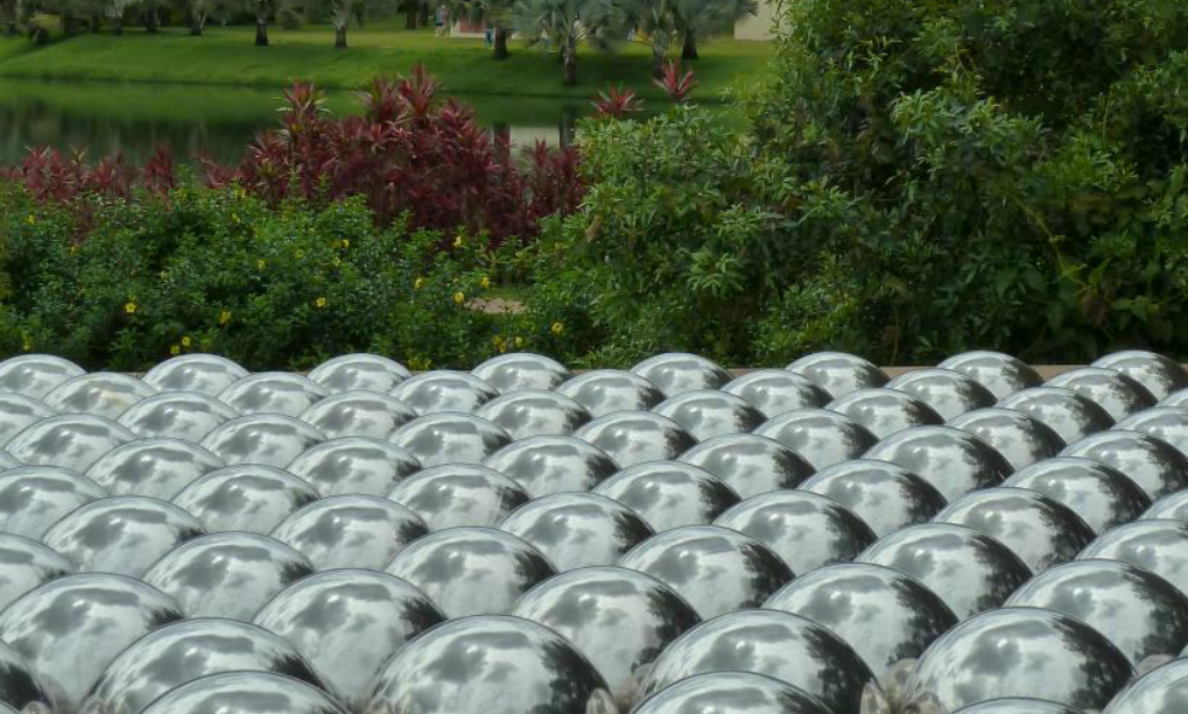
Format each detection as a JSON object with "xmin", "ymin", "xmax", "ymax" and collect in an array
[{"xmin": 0, "ymin": 78, "xmax": 599, "ymax": 166}]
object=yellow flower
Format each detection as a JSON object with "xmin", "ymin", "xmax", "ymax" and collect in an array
[
  {"xmin": 257, "ymin": 259, "xmax": 266, "ymax": 270},
  {"xmin": 234, "ymin": 187, "xmax": 247, "ymax": 200},
  {"xmin": 70, "ymin": 245, "xmax": 77, "ymax": 255},
  {"xmin": 493, "ymin": 336, "xmax": 507, "ymax": 353},
  {"xmin": 340, "ymin": 239, "xmax": 350, "ymax": 249},
  {"xmin": 453, "ymin": 291, "xmax": 465, "ymax": 305},
  {"xmin": 551, "ymin": 321, "xmax": 565, "ymax": 336},
  {"xmin": 316, "ymin": 297, "xmax": 327, "ymax": 308},
  {"xmin": 514, "ymin": 336, "xmax": 525, "ymax": 349},
  {"xmin": 453, "ymin": 235, "xmax": 465, "ymax": 248},
  {"xmin": 408, "ymin": 356, "xmax": 432, "ymax": 371},
  {"xmin": 21, "ymin": 334, "xmax": 32, "ymax": 352},
  {"xmin": 170, "ymin": 344, "xmax": 180, "ymax": 356},
  {"xmin": 414, "ymin": 278, "xmax": 425, "ymax": 290},
  {"xmin": 295, "ymin": 250, "xmax": 305, "ymax": 260},
  {"xmin": 220, "ymin": 310, "xmax": 232, "ymax": 325},
  {"xmin": 231, "ymin": 212, "xmax": 240, "ymax": 224},
  {"xmin": 332, "ymin": 257, "xmax": 342, "ymax": 267},
  {"xmin": 124, "ymin": 302, "xmax": 137, "ymax": 315},
  {"xmin": 25, "ymin": 214, "xmax": 35, "ymax": 225},
  {"xmin": 182, "ymin": 336, "xmax": 192, "ymax": 348},
  {"xmin": 480, "ymin": 276, "xmax": 491, "ymax": 290}
]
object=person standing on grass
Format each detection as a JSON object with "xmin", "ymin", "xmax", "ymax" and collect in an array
[
  {"xmin": 435, "ymin": 5, "xmax": 446, "ymax": 37},
  {"xmin": 485, "ymin": 25, "xmax": 494, "ymax": 47}
]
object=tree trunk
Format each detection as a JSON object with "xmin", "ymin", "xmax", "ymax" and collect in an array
[
  {"xmin": 493, "ymin": 26, "xmax": 509, "ymax": 59},
  {"xmin": 681, "ymin": 31, "xmax": 698, "ymax": 60},
  {"xmin": 91, "ymin": 13, "xmax": 101, "ymax": 31},
  {"xmin": 62, "ymin": 13, "xmax": 79, "ymax": 36},
  {"xmin": 111, "ymin": 14, "xmax": 123, "ymax": 34},
  {"xmin": 417, "ymin": 1, "xmax": 428, "ymax": 26},
  {"xmin": 145, "ymin": 8, "xmax": 158, "ymax": 33},
  {"xmin": 255, "ymin": 18, "xmax": 268, "ymax": 45},
  {"xmin": 561, "ymin": 40, "xmax": 577, "ymax": 85},
  {"xmin": 189, "ymin": 12, "xmax": 204, "ymax": 35},
  {"xmin": 653, "ymin": 47, "xmax": 666, "ymax": 78},
  {"xmin": 405, "ymin": 3, "xmax": 417, "ymax": 28},
  {"xmin": 335, "ymin": 24, "xmax": 347, "ymax": 48},
  {"xmin": 32, "ymin": 25, "xmax": 48, "ymax": 43}
]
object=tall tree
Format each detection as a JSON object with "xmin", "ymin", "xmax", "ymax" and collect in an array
[
  {"xmin": 672, "ymin": 0, "xmax": 756, "ymax": 60},
  {"xmin": 2, "ymin": 0, "xmax": 19, "ymax": 35},
  {"xmin": 512, "ymin": 0, "xmax": 623, "ymax": 85},
  {"xmin": 446, "ymin": 0, "xmax": 515, "ymax": 59},
  {"xmin": 621, "ymin": 0, "xmax": 678, "ymax": 76},
  {"xmin": 105, "ymin": 0, "xmax": 136, "ymax": 33},
  {"xmin": 243, "ymin": 0, "xmax": 273, "ymax": 44}
]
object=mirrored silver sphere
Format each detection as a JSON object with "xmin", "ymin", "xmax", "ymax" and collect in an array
[
  {"xmin": 630, "ymin": 671, "xmax": 832, "ymax": 714},
  {"xmin": 0, "ymin": 465, "xmax": 108, "ymax": 539},
  {"xmin": 901, "ymin": 607, "xmax": 1132, "ymax": 714},
  {"xmin": 1078, "ymin": 519, "xmax": 1188, "ymax": 598},
  {"xmin": 787, "ymin": 352, "xmax": 889, "ymax": 399},
  {"xmin": 1004, "ymin": 456, "xmax": 1151, "ymax": 533},
  {"xmin": 631, "ymin": 353, "xmax": 732, "ymax": 397},
  {"xmin": 143, "ymin": 531, "xmax": 314, "ymax": 620},
  {"xmin": 483, "ymin": 435, "xmax": 619, "ymax": 498},
  {"xmin": 948, "ymin": 407, "xmax": 1066, "ymax": 471},
  {"xmin": 1061, "ymin": 430, "xmax": 1188, "ymax": 500},
  {"xmin": 998, "ymin": 386, "xmax": 1116, "ymax": 445},
  {"xmin": 307, "ymin": 353, "xmax": 411, "ymax": 394},
  {"xmin": 0, "ymin": 534, "xmax": 74, "ymax": 611},
  {"xmin": 199, "ymin": 414, "xmax": 325, "ymax": 468},
  {"xmin": 498, "ymin": 492, "xmax": 654, "ymax": 571},
  {"xmin": 593, "ymin": 461, "xmax": 740, "ymax": 532},
  {"xmin": 679, "ymin": 434, "xmax": 815, "ymax": 499},
  {"xmin": 714, "ymin": 490, "xmax": 875, "ymax": 574},
  {"xmin": 475, "ymin": 390, "xmax": 592, "ymax": 438},
  {"xmin": 653, "ymin": 390, "xmax": 766, "ymax": 441},
  {"xmin": 1047, "ymin": 367, "xmax": 1158, "ymax": 422},
  {"xmin": 42, "ymin": 372, "xmax": 156, "ymax": 419},
  {"xmin": 886, "ymin": 368, "xmax": 998, "ymax": 421},
  {"xmin": 472, "ymin": 353, "xmax": 573, "ymax": 393},
  {"xmin": 1142, "ymin": 490, "xmax": 1188, "ymax": 522},
  {"xmin": 574, "ymin": 411, "xmax": 698, "ymax": 469},
  {"xmin": 171, "ymin": 464, "xmax": 319, "ymax": 534},
  {"xmin": 753, "ymin": 409, "xmax": 878, "ymax": 471},
  {"xmin": 722, "ymin": 370, "xmax": 831, "ymax": 420},
  {"xmin": 285, "ymin": 437, "xmax": 420, "ymax": 497},
  {"xmin": 139, "ymin": 672, "xmax": 349, "ymax": 714},
  {"xmin": 387, "ymin": 464, "xmax": 530, "ymax": 530},
  {"xmin": 390, "ymin": 412, "xmax": 512, "ymax": 467},
  {"xmin": 826, "ymin": 388, "xmax": 943, "ymax": 439},
  {"xmin": 141, "ymin": 354, "xmax": 249, "ymax": 396},
  {"xmin": 390, "ymin": 370, "xmax": 498, "ymax": 415},
  {"xmin": 253, "ymin": 569, "xmax": 446, "ymax": 712},
  {"xmin": 0, "ymin": 639, "xmax": 50, "ymax": 713},
  {"xmin": 298, "ymin": 391, "xmax": 417, "ymax": 441},
  {"xmin": 937, "ymin": 351, "xmax": 1043, "ymax": 400},
  {"xmin": 953, "ymin": 701, "xmax": 1086, "ymax": 714},
  {"xmin": 798, "ymin": 459, "xmax": 948, "ymax": 537},
  {"xmin": 1092, "ymin": 351, "xmax": 1188, "ymax": 401},
  {"xmin": 85, "ymin": 438, "xmax": 225, "ymax": 499},
  {"xmin": 270, "ymin": 495, "xmax": 428, "ymax": 570},
  {"xmin": 857, "ymin": 523, "xmax": 1032, "ymax": 619},
  {"xmin": 0, "ymin": 393, "xmax": 56, "ymax": 445},
  {"xmin": 384, "ymin": 526, "xmax": 556, "ymax": 617},
  {"xmin": 6, "ymin": 414, "xmax": 137, "ymax": 472},
  {"xmin": 1117, "ymin": 407, "xmax": 1188, "ymax": 461},
  {"xmin": 555, "ymin": 369, "xmax": 666, "ymax": 417},
  {"xmin": 618, "ymin": 525, "xmax": 793, "ymax": 618},
  {"xmin": 1102, "ymin": 658, "xmax": 1188, "ymax": 714},
  {"xmin": 0, "ymin": 354, "xmax": 85, "ymax": 399},
  {"xmin": 218, "ymin": 372, "xmax": 330, "ymax": 418},
  {"xmin": 117, "ymin": 391, "xmax": 241, "ymax": 442},
  {"xmin": 863, "ymin": 426, "xmax": 1012, "ymax": 502}
]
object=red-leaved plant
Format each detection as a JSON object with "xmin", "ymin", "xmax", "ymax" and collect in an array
[
  {"xmin": 592, "ymin": 86, "xmax": 644, "ymax": 119},
  {"xmin": 655, "ymin": 60, "xmax": 698, "ymax": 104}
]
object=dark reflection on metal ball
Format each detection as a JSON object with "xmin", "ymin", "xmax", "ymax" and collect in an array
[
  {"xmin": 285, "ymin": 437, "xmax": 420, "ymax": 497},
  {"xmin": 0, "ymin": 534, "xmax": 74, "ymax": 611},
  {"xmin": 171, "ymin": 465, "xmax": 320, "ymax": 534},
  {"xmin": 511, "ymin": 566, "xmax": 702, "ymax": 704},
  {"xmin": 0, "ymin": 466, "xmax": 108, "ymax": 539},
  {"xmin": 763, "ymin": 562, "xmax": 958, "ymax": 686},
  {"xmin": 85, "ymin": 437, "xmax": 225, "ymax": 499},
  {"xmin": 826, "ymin": 388, "xmax": 943, "ymax": 440},
  {"xmin": 85, "ymin": 618, "xmax": 329, "ymax": 714},
  {"xmin": 799, "ymin": 459, "xmax": 948, "ymax": 537},
  {"xmin": 1061, "ymin": 430, "xmax": 1188, "ymax": 500},
  {"xmin": 653, "ymin": 390, "xmax": 766, "ymax": 441},
  {"xmin": 640, "ymin": 608, "xmax": 883, "ymax": 714},
  {"xmin": 390, "ymin": 412, "xmax": 512, "ymax": 467},
  {"xmin": 555, "ymin": 369, "xmax": 666, "ymax": 418},
  {"xmin": 0, "ymin": 639, "xmax": 49, "ymax": 713},
  {"xmin": 953, "ymin": 700, "xmax": 1086, "ymax": 714},
  {"xmin": 1102, "ymin": 658, "xmax": 1188, "ymax": 714},
  {"xmin": 887, "ymin": 368, "xmax": 998, "ymax": 421},
  {"xmin": 253, "ymin": 569, "xmax": 446, "ymax": 712},
  {"xmin": 365, "ymin": 615, "xmax": 615, "ymax": 714},
  {"xmin": 1118, "ymin": 406, "xmax": 1188, "ymax": 462},
  {"xmin": 753, "ymin": 409, "xmax": 878, "ymax": 471},
  {"xmin": 618, "ymin": 525, "xmax": 793, "ymax": 618},
  {"xmin": 483, "ymin": 435, "xmax": 619, "ymax": 498},
  {"xmin": 787, "ymin": 352, "xmax": 889, "ymax": 399},
  {"xmin": 998, "ymin": 386, "xmax": 1116, "ymax": 445},
  {"xmin": 937, "ymin": 351, "xmax": 1043, "ymax": 400},
  {"xmin": 0, "ymin": 354, "xmax": 85, "ymax": 399},
  {"xmin": 722, "ymin": 369, "xmax": 831, "ymax": 420},
  {"xmin": 6, "ymin": 413, "xmax": 137, "ymax": 472},
  {"xmin": 948, "ymin": 407, "xmax": 1066, "ymax": 471},
  {"xmin": 1047, "ymin": 367, "xmax": 1158, "ymax": 422},
  {"xmin": 43, "ymin": 372, "xmax": 156, "ymax": 419},
  {"xmin": 390, "ymin": 370, "xmax": 499, "ymax": 415},
  {"xmin": 0, "ymin": 393, "xmax": 56, "ymax": 445},
  {"xmin": 388, "ymin": 464, "xmax": 530, "ymax": 530},
  {"xmin": 499, "ymin": 492, "xmax": 655, "ymax": 571},
  {"xmin": 863, "ymin": 426, "xmax": 1012, "ymax": 502},
  {"xmin": 218, "ymin": 372, "xmax": 330, "ymax": 418},
  {"xmin": 1004, "ymin": 456, "xmax": 1150, "ymax": 534},
  {"xmin": 630, "ymin": 671, "xmax": 833, "ymax": 714},
  {"xmin": 901, "ymin": 607, "xmax": 1132, "ymax": 714},
  {"xmin": 307, "ymin": 353, "xmax": 411, "ymax": 394},
  {"xmin": 575, "ymin": 411, "xmax": 698, "ymax": 469},
  {"xmin": 680, "ymin": 434, "xmax": 815, "ymax": 499},
  {"xmin": 1005, "ymin": 559, "xmax": 1188, "ymax": 666},
  {"xmin": 141, "ymin": 353, "xmax": 249, "ymax": 396},
  {"xmin": 1093, "ymin": 351, "xmax": 1188, "ymax": 401},
  {"xmin": 857, "ymin": 523, "xmax": 1032, "ymax": 620},
  {"xmin": 593, "ymin": 461, "xmax": 740, "ymax": 532},
  {"xmin": 714, "ymin": 490, "xmax": 875, "ymax": 575},
  {"xmin": 270, "ymin": 495, "xmax": 428, "ymax": 570},
  {"xmin": 117, "ymin": 391, "xmax": 241, "ymax": 443},
  {"xmin": 472, "ymin": 352, "xmax": 573, "ymax": 394},
  {"xmin": 1142, "ymin": 490, "xmax": 1188, "ymax": 522},
  {"xmin": 199, "ymin": 414, "xmax": 325, "ymax": 468},
  {"xmin": 298, "ymin": 390, "xmax": 418, "ymax": 441},
  {"xmin": 1078, "ymin": 519, "xmax": 1188, "ymax": 598},
  {"xmin": 475, "ymin": 390, "xmax": 592, "ymax": 439},
  {"xmin": 933, "ymin": 487, "xmax": 1095, "ymax": 572},
  {"xmin": 143, "ymin": 532, "xmax": 313, "ymax": 620},
  {"xmin": 139, "ymin": 672, "xmax": 349, "ymax": 714},
  {"xmin": 631, "ymin": 352, "xmax": 732, "ymax": 398},
  {"xmin": 384, "ymin": 527, "xmax": 556, "ymax": 617},
  {"xmin": 43, "ymin": 495, "xmax": 205, "ymax": 577},
  {"xmin": 0, "ymin": 573, "xmax": 184, "ymax": 713}
]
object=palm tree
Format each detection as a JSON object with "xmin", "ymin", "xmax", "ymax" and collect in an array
[
  {"xmin": 621, "ymin": 0, "xmax": 679, "ymax": 76},
  {"xmin": 511, "ymin": 0, "xmax": 624, "ymax": 85},
  {"xmin": 243, "ymin": 0, "xmax": 274, "ymax": 44},
  {"xmin": 672, "ymin": 0, "xmax": 756, "ymax": 60},
  {"xmin": 447, "ymin": 0, "xmax": 515, "ymax": 59}
]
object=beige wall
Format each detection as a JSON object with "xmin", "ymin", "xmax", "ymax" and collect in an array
[{"xmin": 735, "ymin": 1, "xmax": 780, "ymax": 41}]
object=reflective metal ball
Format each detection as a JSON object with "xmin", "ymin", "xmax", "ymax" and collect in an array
[
  {"xmin": 390, "ymin": 412, "xmax": 512, "ymax": 467},
  {"xmin": 483, "ymin": 435, "xmax": 619, "ymax": 498},
  {"xmin": 270, "ymin": 494, "xmax": 428, "ymax": 570},
  {"xmin": 85, "ymin": 437, "xmax": 224, "ymax": 499},
  {"xmin": 307, "ymin": 353, "xmax": 411, "ymax": 394},
  {"xmin": 863, "ymin": 426, "xmax": 1012, "ymax": 502},
  {"xmin": 722, "ymin": 369, "xmax": 831, "ymax": 420},
  {"xmin": 787, "ymin": 352, "xmax": 889, "ymax": 399},
  {"xmin": 471, "ymin": 352, "xmax": 573, "ymax": 393},
  {"xmin": 937, "ymin": 351, "xmax": 1043, "ymax": 400},
  {"xmin": 753, "ymin": 409, "xmax": 878, "ymax": 471},
  {"xmin": 653, "ymin": 389, "xmax": 767, "ymax": 440},
  {"xmin": 631, "ymin": 352, "xmax": 732, "ymax": 397},
  {"xmin": 679, "ymin": 433, "xmax": 815, "ymax": 499},
  {"xmin": 141, "ymin": 353, "xmax": 249, "ymax": 396},
  {"xmin": 199, "ymin": 414, "xmax": 325, "ymax": 468},
  {"xmin": 171, "ymin": 464, "xmax": 320, "ymax": 534},
  {"xmin": 117, "ymin": 390, "xmax": 241, "ymax": 443},
  {"xmin": 285, "ymin": 436, "xmax": 420, "ymax": 497},
  {"xmin": 886, "ymin": 368, "xmax": 997, "ymax": 421},
  {"xmin": 798, "ymin": 459, "xmax": 948, "ymax": 537},
  {"xmin": 298, "ymin": 390, "xmax": 417, "ymax": 441},
  {"xmin": 498, "ymin": 492, "xmax": 655, "ymax": 571},
  {"xmin": 574, "ymin": 411, "xmax": 698, "ymax": 469},
  {"xmin": 474, "ymin": 389, "xmax": 592, "ymax": 438},
  {"xmin": 390, "ymin": 370, "xmax": 498, "ymax": 415},
  {"xmin": 1004, "ymin": 456, "xmax": 1151, "ymax": 533},
  {"xmin": 387, "ymin": 463, "xmax": 530, "ymax": 530},
  {"xmin": 593, "ymin": 461, "xmax": 740, "ymax": 532},
  {"xmin": 555, "ymin": 369, "xmax": 666, "ymax": 417}
]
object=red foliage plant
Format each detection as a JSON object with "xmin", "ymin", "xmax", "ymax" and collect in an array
[
  {"xmin": 4, "ymin": 145, "xmax": 175, "ymax": 203},
  {"xmin": 202, "ymin": 65, "xmax": 585, "ymax": 245},
  {"xmin": 655, "ymin": 60, "xmax": 698, "ymax": 104},
  {"xmin": 592, "ymin": 85, "xmax": 644, "ymax": 119}
]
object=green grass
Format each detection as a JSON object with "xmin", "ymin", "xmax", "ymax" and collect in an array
[{"xmin": 0, "ymin": 25, "xmax": 772, "ymax": 102}]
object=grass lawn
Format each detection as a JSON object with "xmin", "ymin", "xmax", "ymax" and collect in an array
[{"xmin": 0, "ymin": 25, "xmax": 772, "ymax": 101}]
